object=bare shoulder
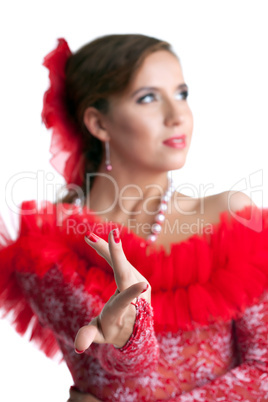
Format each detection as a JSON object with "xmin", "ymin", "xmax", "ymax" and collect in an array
[
  {"xmin": 168, "ymin": 191, "xmax": 255, "ymax": 233},
  {"xmin": 206, "ymin": 191, "xmax": 256, "ymax": 218},
  {"xmin": 163, "ymin": 192, "xmax": 255, "ymax": 248}
]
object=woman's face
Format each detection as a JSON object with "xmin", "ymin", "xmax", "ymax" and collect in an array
[{"xmin": 103, "ymin": 50, "xmax": 194, "ymax": 174}]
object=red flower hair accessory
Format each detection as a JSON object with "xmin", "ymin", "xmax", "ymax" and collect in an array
[{"xmin": 41, "ymin": 38, "xmax": 85, "ymax": 186}]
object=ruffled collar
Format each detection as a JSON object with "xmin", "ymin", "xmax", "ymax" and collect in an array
[{"xmin": 17, "ymin": 200, "xmax": 268, "ymax": 332}]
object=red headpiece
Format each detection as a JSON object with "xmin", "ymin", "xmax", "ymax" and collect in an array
[{"xmin": 41, "ymin": 38, "xmax": 85, "ymax": 186}]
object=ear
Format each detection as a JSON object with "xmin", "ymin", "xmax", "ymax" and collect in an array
[{"xmin": 83, "ymin": 107, "xmax": 110, "ymax": 142}]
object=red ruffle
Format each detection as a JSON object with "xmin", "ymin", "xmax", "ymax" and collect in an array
[
  {"xmin": 1, "ymin": 201, "xmax": 268, "ymax": 359},
  {"xmin": 0, "ymin": 214, "xmax": 60, "ymax": 360},
  {"xmin": 41, "ymin": 38, "xmax": 85, "ymax": 186}
]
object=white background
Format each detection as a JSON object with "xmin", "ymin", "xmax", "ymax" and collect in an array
[{"xmin": 0, "ymin": 0, "xmax": 268, "ymax": 401}]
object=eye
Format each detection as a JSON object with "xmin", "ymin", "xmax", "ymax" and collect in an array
[
  {"xmin": 136, "ymin": 90, "xmax": 189, "ymax": 104},
  {"xmin": 137, "ymin": 93, "xmax": 156, "ymax": 104},
  {"xmin": 175, "ymin": 90, "xmax": 189, "ymax": 100}
]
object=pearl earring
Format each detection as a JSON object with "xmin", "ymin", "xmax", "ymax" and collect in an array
[{"xmin": 105, "ymin": 141, "xmax": 112, "ymax": 171}]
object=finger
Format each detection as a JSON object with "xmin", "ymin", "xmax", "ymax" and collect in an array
[
  {"xmin": 108, "ymin": 229, "xmax": 150, "ymax": 284},
  {"xmin": 108, "ymin": 229, "xmax": 137, "ymax": 289},
  {"xmin": 84, "ymin": 231, "xmax": 112, "ymax": 265},
  {"xmin": 74, "ymin": 318, "xmax": 104, "ymax": 353},
  {"xmin": 108, "ymin": 282, "xmax": 149, "ymax": 318},
  {"xmin": 85, "ymin": 230, "xmax": 149, "ymax": 291}
]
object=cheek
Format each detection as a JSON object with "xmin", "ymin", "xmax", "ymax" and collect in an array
[
  {"xmin": 186, "ymin": 108, "xmax": 194, "ymax": 130},
  {"xmin": 113, "ymin": 113, "xmax": 155, "ymax": 141}
]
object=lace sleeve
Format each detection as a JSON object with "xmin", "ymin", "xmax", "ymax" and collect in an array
[
  {"xmin": 16, "ymin": 267, "xmax": 159, "ymax": 377},
  {"xmin": 97, "ymin": 297, "xmax": 159, "ymax": 377},
  {"xmin": 173, "ymin": 292, "xmax": 268, "ymax": 401},
  {"xmin": 0, "ymin": 213, "xmax": 60, "ymax": 360}
]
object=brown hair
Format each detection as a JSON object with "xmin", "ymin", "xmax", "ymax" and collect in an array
[{"xmin": 62, "ymin": 34, "xmax": 176, "ymax": 202}]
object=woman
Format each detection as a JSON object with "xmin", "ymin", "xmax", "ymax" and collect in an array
[{"xmin": 0, "ymin": 34, "xmax": 267, "ymax": 401}]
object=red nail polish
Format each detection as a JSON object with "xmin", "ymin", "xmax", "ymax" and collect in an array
[
  {"xmin": 141, "ymin": 284, "xmax": 149, "ymax": 293},
  {"xmin": 112, "ymin": 228, "xmax": 120, "ymax": 243},
  {"xmin": 75, "ymin": 348, "xmax": 85, "ymax": 354},
  {"xmin": 85, "ymin": 231, "xmax": 99, "ymax": 242}
]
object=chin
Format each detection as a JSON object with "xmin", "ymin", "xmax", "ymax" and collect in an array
[{"xmin": 167, "ymin": 159, "xmax": 187, "ymax": 172}]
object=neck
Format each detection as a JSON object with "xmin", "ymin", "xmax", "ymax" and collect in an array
[{"xmin": 86, "ymin": 162, "xmax": 170, "ymax": 220}]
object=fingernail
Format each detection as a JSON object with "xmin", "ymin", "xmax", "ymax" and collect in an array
[
  {"xmin": 85, "ymin": 231, "xmax": 99, "ymax": 242},
  {"xmin": 75, "ymin": 348, "xmax": 85, "ymax": 354},
  {"xmin": 112, "ymin": 228, "xmax": 120, "ymax": 244},
  {"xmin": 141, "ymin": 284, "xmax": 149, "ymax": 293}
]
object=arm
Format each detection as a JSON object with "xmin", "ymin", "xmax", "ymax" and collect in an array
[
  {"xmin": 65, "ymin": 292, "xmax": 268, "ymax": 402},
  {"xmin": 13, "ymin": 232, "xmax": 159, "ymax": 377},
  {"xmin": 0, "ymin": 213, "xmax": 60, "ymax": 360},
  {"xmin": 74, "ymin": 229, "xmax": 159, "ymax": 376},
  {"xmin": 172, "ymin": 291, "xmax": 268, "ymax": 401},
  {"xmin": 97, "ymin": 297, "xmax": 159, "ymax": 376}
]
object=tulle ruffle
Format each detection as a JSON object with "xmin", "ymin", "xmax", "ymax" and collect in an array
[
  {"xmin": 41, "ymin": 38, "xmax": 85, "ymax": 186},
  {"xmin": 1, "ymin": 200, "xmax": 268, "ymax": 359},
  {"xmin": 0, "ymin": 213, "xmax": 60, "ymax": 359}
]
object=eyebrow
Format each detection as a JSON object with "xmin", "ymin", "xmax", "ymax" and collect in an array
[{"xmin": 131, "ymin": 83, "xmax": 189, "ymax": 98}]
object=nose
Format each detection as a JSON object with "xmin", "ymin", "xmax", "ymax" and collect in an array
[{"xmin": 163, "ymin": 98, "xmax": 185, "ymax": 127}]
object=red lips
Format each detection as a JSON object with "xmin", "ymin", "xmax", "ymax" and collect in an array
[{"xmin": 163, "ymin": 134, "xmax": 186, "ymax": 149}]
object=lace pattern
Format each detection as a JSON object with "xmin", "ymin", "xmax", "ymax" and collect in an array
[{"xmin": 16, "ymin": 267, "xmax": 268, "ymax": 401}]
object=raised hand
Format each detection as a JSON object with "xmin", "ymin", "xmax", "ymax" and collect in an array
[{"xmin": 74, "ymin": 228, "xmax": 150, "ymax": 352}]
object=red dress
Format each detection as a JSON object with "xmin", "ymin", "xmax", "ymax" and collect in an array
[{"xmin": 0, "ymin": 200, "xmax": 268, "ymax": 401}]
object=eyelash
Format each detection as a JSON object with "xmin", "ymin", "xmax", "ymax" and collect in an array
[{"xmin": 137, "ymin": 90, "xmax": 189, "ymax": 104}]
